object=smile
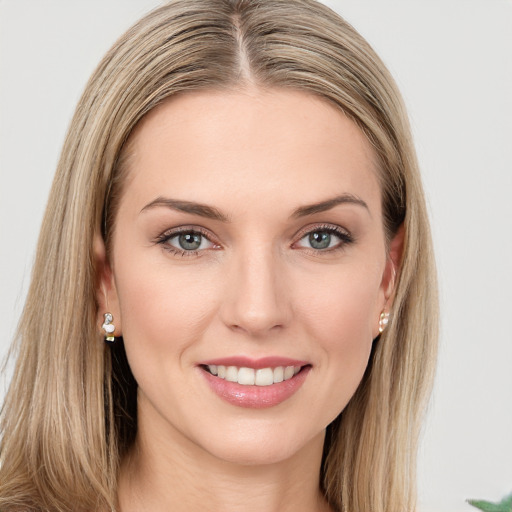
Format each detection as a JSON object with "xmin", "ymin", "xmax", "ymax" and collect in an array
[
  {"xmin": 204, "ymin": 364, "xmax": 302, "ymax": 386},
  {"xmin": 198, "ymin": 357, "xmax": 311, "ymax": 408}
]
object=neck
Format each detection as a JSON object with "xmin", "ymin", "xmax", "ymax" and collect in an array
[{"xmin": 117, "ymin": 407, "xmax": 332, "ymax": 512}]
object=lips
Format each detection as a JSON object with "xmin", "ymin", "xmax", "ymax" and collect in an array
[
  {"xmin": 204, "ymin": 364, "xmax": 301, "ymax": 385},
  {"xmin": 198, "ymin": 356, "xmax": 311, "ymax": 408}
]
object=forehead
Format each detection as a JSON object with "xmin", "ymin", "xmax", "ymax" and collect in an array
[{"xmin": 121, "ymin": 88, "xmax": 381, "ymax": 218}]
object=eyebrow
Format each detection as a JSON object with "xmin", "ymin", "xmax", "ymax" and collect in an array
[
  {"xmin": 140, "ymin": 197, "xmax": 229, "ymax": 222},
  {"xmin": 291, "ymin": 194, "xmax": 370, "ymax": 218},
  {"xmin": 140, "ymin": 193, "xmax": 369, "ymax": 222}
]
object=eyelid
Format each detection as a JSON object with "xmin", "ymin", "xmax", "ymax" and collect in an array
[
  {"xmin": 292, "ymin": 223, "xmax": 354, "ymax": 250},
  {"xmin": 293, "ymin": 222, "xmax": 352, "ymax": 240},
  {"xmin": 155, "ymin": 224, "xmax": 215, "ymax": 240},
  {"xmin": 154, "ymin": 225, "xmax": 221, "ymax": 254},
  {"xmin": 153, "ymin": 223, "xmax": 353, "ymax": 256}
]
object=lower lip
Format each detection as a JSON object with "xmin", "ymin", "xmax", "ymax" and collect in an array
[{"xmin": 200, "ymin": 366, "xmax": 311, "ymax": 409}]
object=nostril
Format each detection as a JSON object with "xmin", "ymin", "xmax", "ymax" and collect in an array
[{"xmin": 228, "ymin": 320, "xmax": 284, "ymax": 336}]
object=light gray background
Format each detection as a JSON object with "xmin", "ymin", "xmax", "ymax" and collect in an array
[{"xmin": 1, "ymin": 1, "xmax": 511, "ymax": 511}]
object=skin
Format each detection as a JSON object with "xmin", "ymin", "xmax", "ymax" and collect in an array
[{"xmin": 96, "ymin": 88, "xmax": 402, "ymax": 512}]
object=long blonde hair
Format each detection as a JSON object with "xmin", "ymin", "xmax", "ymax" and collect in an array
[{"xmin": 0, "ymin": 1, "xmax": 438, "ymax": 510}]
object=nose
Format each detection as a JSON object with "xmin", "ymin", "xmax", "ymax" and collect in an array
[{"xmin": 220, "ymin": 247, "xmax": 290, "ymax": 337}]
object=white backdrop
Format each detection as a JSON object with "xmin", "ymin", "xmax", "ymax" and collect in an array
[{"xmin": 1, "ymin": 1, "xmax": 511, "ymax": 511}]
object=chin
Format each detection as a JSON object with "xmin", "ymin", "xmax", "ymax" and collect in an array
[{"xmin": 194, "ymin": 420, "xmax": 326, "ymax": 467}]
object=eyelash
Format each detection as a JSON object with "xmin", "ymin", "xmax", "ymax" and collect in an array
[
  {"xmin": 154, "ymin": 223, "xmax": 354, "ymax": 257},
  {"xmin": 293, "ymin": 224, "xmax": 355, "ymax": 254},
  {"xmin": 155, "ymin": 226, "xmax": 218, "ymax": 257}
]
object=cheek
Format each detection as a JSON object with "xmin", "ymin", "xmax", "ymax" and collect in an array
[
  {"xmin": 292, "ymin": 262, "xmax": 382, "ymax": 411},
  {"xmin": 295, "ymin": 261, "xmax": 382, "ymax": 344},
  {"xmin": 113, "ymin": 254, "xmax": 220, "ymax": 376}
]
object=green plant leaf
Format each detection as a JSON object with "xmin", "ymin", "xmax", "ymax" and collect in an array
[{"xmin": 467, "ymin": 493, "xmax": 512, "ymax": 512}]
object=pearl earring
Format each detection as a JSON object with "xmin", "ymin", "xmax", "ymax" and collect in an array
[
  {"xmin": 102, "ymin": 312, "xmax": 116, "ymax": 343},
  {"xmin": 378, "ymin": 311, "xmax": 390, "ymax": 333}
]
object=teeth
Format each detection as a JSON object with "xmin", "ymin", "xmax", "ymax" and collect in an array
[
  {"xmin": 225, "ymin": 366, "xmax": 238, "ymax": 382},
  {"xmin": 207, "ymin": 364, "xmax": 302, "ymax": 386},
  {"xmin": 284, "ymin": 366, "xmax": 295, "ymax": 380},
  {"xmin": 273, "ymin": 366, "xmax": 284, "ymax": 383},
  {"xmin": 237, "ymin": 367, "xmax": 255, "ymax": 385},
  {"xmin": 255, "ymin": 368, "xmax": 273, "ymax": 386}
]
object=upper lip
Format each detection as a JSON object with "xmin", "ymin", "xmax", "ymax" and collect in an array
[{"xmin": 198, "ymin": 356, "xmax": 310, "ymax": 369}]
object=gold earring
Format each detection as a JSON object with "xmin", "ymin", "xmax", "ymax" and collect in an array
[
  {"xmin": 102, "ymin": 312, "xmax": 116, "ymax": 343},
  {"xmin": 378, "ymin": 311, "xmax": 390, "ymax": 333}
]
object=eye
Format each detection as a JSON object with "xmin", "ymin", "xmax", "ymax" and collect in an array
[
  {"xmin": 306, "ymin": 231, "xmax": 335, "ymax": 250},
  {"xmin": 295, "ymin": 225, "xmax": 353, "ymax": 251},
  {"xmin": 156, "ymin": 227, "xmax": 218, "ymax": 256},
  {"xmin": 170, "ymin": 232, "xmax": 210, "ymax": 251}
]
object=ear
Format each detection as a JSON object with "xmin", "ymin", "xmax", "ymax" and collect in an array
[
  {"xmin": 382, "ymin": 223, "xmax": 405, "ymax": 305},
  {"xmin": 383, "ymin": 223, "xmax": 405, "ymax": 302},
  {"xmin": 93, "ymin": 233, "xmax": 122, "ymax": 337},
  {"xmin": 373, "ymin": 224, "xmax": 404, "ymax": 339}
]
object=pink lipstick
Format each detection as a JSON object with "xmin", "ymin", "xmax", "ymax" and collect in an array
[{"xmin": 197, "ymin": 356, "xmax": 311, "ymax": 408}]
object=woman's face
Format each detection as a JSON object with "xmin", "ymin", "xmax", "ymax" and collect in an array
[{"xmin": 104, "ymin": 88, "xmax": 396, "ymax": 465}]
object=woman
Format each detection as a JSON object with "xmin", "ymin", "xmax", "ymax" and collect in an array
[{"xmin": 0, "ymin": 0, "xmax": 438, "ymax": 511}]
